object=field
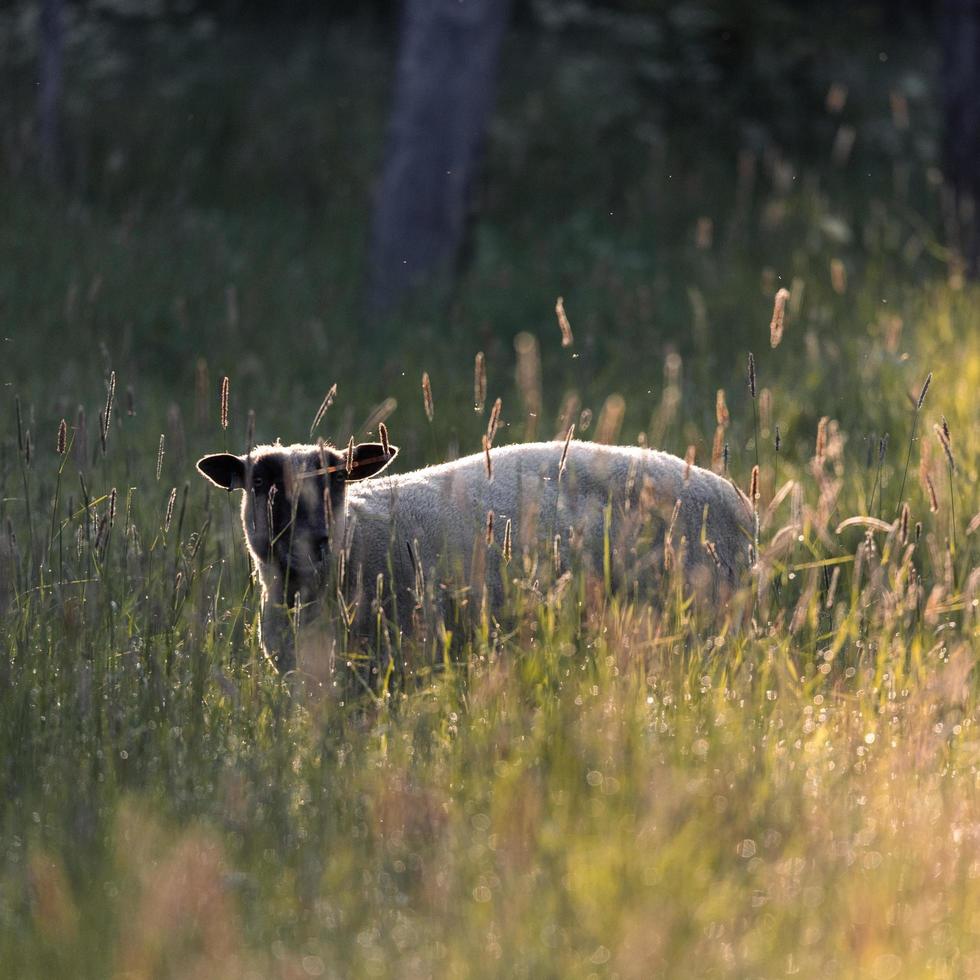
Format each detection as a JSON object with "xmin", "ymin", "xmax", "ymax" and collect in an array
[{"xmin": 1, "ymin": 11, "xmax": 979, "ymax": 979}]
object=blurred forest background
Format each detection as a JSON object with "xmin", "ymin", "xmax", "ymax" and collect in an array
[{"xmin": 1, "ymin": 0, "xmax": 971, "ymax": 461}]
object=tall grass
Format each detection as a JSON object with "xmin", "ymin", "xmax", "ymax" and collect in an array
[{"xmin": 1, "ymin": 13, "xmax": 978, "ymax": 980}]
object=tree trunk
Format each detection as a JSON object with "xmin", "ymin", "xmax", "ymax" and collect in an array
[
  {"xmin": 941, "ymin": 0, "xmax": 980, "ymax": 276},
  {"xmin": 38, "ymin": 0, "xmax": 64, "ymax": 183},
  {"xmin": 366, "ymin": 0, "xmax": 512, "ymax": 315}
]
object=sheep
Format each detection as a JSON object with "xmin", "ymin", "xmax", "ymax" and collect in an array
[{"xmin": 197, "ymin": 439, "xmax": 753, "ymax": 675}]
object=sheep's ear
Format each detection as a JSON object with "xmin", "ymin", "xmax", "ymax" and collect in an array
[
  {"xmin": 196, "ymin": 453, "xmax": 246, "ymax": 490},
  {"xmin": 344, "ymin": 442, "xmax": 399, "ymax": 481}
]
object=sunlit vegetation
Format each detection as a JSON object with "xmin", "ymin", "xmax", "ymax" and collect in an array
[{"xmin": 1, "ymin": 9, "xmax": 978, "ymax": 978}]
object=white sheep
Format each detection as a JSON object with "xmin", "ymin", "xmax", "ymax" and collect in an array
[{"xmin": 197, "ymin": 439, "xmax": 753, "ymax": 673}]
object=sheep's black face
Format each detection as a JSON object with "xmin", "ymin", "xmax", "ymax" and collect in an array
[
  {"xmin": 241, "ymin": 451, "xmax": 337, "ymax": 590},
  {"xmin": 196, "ymin": 441, "xmax": 399, "ymax": 602}
]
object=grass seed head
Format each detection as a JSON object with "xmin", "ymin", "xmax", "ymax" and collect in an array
[
  {"xmin": 559, "ymin": 423, "xmax": 574, "ymax": 478},
  {"xmin": 487, "ymin": 398, "xmax": 502, "ymax": 445},
  {"xmin": 164, "ymin": 487, "xmax": 177, "ymax": 533},
  {"xmin": 934, "ymin": 421, "xmax": 955, "ymax": 471},
  {"xmin": 482, "ymin": 434, "xmax": 492, "ymax": 480},
  {"xmin": 220, "ymin": 376, "xmax": 230, "ymax": 430},
  {"xmin": 715, "ymin": 389, "xmax": 729, "ymax": 428},
  {"xmin": 310, "ymin": 383, "xmax": 338, "ymax": 437},
  {"xmin": 102, "ymin": 371, "xmax": 116, "ymax": 445},
  {"xmin": 747, "ymin": 352, "xmax": 757, "ymax": 398},
  {"xmin": 379, "ymin": 421, "xmax": 391, "ymax": 457},
  {"xmin": 421, "ymin": 372, "xmax": 434, "ymax": 422},
  {"xmin": 57, "ymin": 419, "xmax": 67, "ymax": 455},
  {"xmin": 915, "ymin": 371, "xmax": 932, "ymax": 410},
  {"xmin": 555, "ymin": 296, "xmax": 574, "ymax": 347},
  {"xmin": 770, "ymin": 287, "xmax": 790, "ymax": 347},
  {"xmin": 474, "ymin": 352, "xmax": 486, "ymax": 413}
]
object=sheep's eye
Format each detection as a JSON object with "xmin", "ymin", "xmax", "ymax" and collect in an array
[{"xmin": 253, "ymin": 475, "xmax": 265, "ymax": 491}]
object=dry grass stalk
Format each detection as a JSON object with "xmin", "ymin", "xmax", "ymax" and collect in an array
[
  {"xmin": 899, "ymin": 502, "xmax": 910, "ymax": 545},
  {"xmin": 553, "ymin": 534, "xmax": 561, "ymax": 576},
  {"xmin": 814, "ymin": 416, "xmax": 829, "ymax": 465},
  {"xmin": 345, "ymin": 436, "xmax": 355, "ymax": 475},
  {"xmin": 309, "ymin": 383, "xmax": 337, "ymax": 437},
  {"xmin": 747, "ymin": 352, "xmax": 757, "ymax": 399},
  {"xmin": 933, "ymin": 422, "xmax": 955, "ymax": 471},
  {"xmin": 711, "ymin": 425, "xmax": 725, "ymax": 473},
  {"xmin": 474, "ymin": 353, "xmax": 486, "ymax": 413},
  {"xmin": 482, "ymin": 435, "xmax": 492, "ymax": 480},
  {"xmin": 164, "ymin": 488, "xmax": 177, "ymax": 533},
  {"xmin": 555, "ymin": 296, "xmax": 574, "ymax": 348},
  {"xmin": 56, "ymin": 419, "xmax": 67, "ymax": 455},
  {"xmin": 485, "ymin": 510, "xmax": 494, "ymax": 546},
  {"xmin": 219, "ymin": 376, "xmax": 230, "ymax": 430},
  {"xmin": 487, "ymin": 398, "xmax": 502, "ymax": 445},
  {"xmin": 825, "ymin": 565, "xmax": 841, "ymax": 608},
  {"xmin": 703, "ymin": 539, "xmax": 721, "ymax": 568},
  {"xmin": 925, "ymin": 474, "xmax": 939, "ymax": 513},
  {"xmin": 108, "ymin": 488, "xmax": 117, "ymax": 530},
  {"xmin": 715, "ymin": 389, "xmax": 729, "ymax": 428},
  {"xmin": 559, "ymin": 424, "xmax": 574, "ymax": 479},
  {"xmin": 769, "ymin": 287, "xmax": 790, "ymax": 347},
  {"xmin": 916, "ymin": 371, "xmax": 932, "ymax": 410},
  {"xmin": 156, "ymin": 435, "xmax": 165, "ymax": 481},
  {"xmin": 749, "ymin": 465, "xmax": 760, "ymax": 504},
  {"xmin": 421, "ymin": 372, "xmax": 434, "ymax": 422},
  {"xmin": 555, "ymin": 391, "xmax": 580, "ymax": 438},
  {"xmin": 595, "ymin": 394, "xmax": 625, "ymax": 445},
  {"xmin": 360, "ymin": 397, "xmax": 397, "ymax": 436},
  {"xmin": 502, "ymin": 518, "xmax": 512, "ymax": 562},
  {"xmin": 379, "ymin": 422, "xmax": 391, "ymax": 457}
]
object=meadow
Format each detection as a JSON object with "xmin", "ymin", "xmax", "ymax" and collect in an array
[{"xmin": 1, "ymin": 11, "xmax": 978, "ymax": 978}]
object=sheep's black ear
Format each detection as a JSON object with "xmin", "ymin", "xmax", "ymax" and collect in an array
[
  {"xmin": 196, "ymin": 453, "xmax": 246, "ymax": 490},
  {"xmin": 344, "ymin": 442, "xmax": 399, "ymax": 481}
]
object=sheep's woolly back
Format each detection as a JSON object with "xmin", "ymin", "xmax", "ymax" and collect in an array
[{"xmin": 344, "ymin": 440, "xmax": 752, "ymax": 592}]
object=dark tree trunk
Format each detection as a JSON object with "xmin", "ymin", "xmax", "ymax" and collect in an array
[
  {"xmin": 366, "ymin": 0, "xmax": 512, "ymax": 315},
  {"xmin": 941, "ymin": 0, "xmax": 980, "ymax": 276},
  {"xmin": 38, "ymin": 0, "xmax": 64, "ymax": 183}
]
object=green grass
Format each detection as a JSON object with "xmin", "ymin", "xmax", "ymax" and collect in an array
[{"xmin": 1, "ymin": 12, "xmax": 978, "ymax": 979}]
